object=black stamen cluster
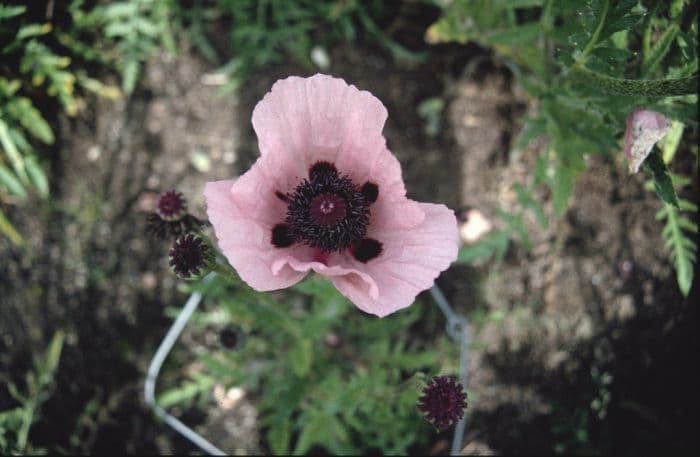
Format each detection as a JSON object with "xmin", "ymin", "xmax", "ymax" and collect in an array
[
  {"xmin": 285, "ymin": 162, "xmax": 370, "ymax": 252},
  {"xmin": 418, "ymin": 375, "xmax": 468, "ymax": 429}
]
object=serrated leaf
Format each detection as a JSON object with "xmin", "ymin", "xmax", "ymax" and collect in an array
[
  {"xmin": 293, "ymin": 414, "xmax": 327, "ymax": 455},
  {"xmin": 658, "ymin": 203, "xmax": 696, "ymax": 296}
]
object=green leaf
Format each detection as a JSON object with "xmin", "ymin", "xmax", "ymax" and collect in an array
[
  {"xmin": 457, "ymin": 229, "xmax": 510, "ymax": 264},
  {"xmin": 157, "ymin": 375, "xmax": 214, "ymax": 409},
  {"xmin": 515, "ymin": 116, "xmax": 547, "ymax": 149},
  {"xmin": 642, "ymin": 23, "xmax": 679, "ymax": 77},
  {"xmin": 267, "ymin": 418, "xmax": 292, "ymax": 455},
  {"xmin": 485, "ymin": 22, "xmax": 541, "ymax": 45},
  {"xmin": 17, "ymin": 23, "xmax": 51, "ymax": 40},
  {"xmin": 122, "ymin": 59, "xmax": 139, "ymax": 94},
  {"xmin": 642, "ymin": 148, "xmax": 679, "ymax": 208},
  {"xmin": 25, "ymin": 156, "xmax": 48, "ymax": 198},
  {"xmin": 0, "ymin": 164, "xmax": 27, "ymax": 198},
  {"xmin": 9, "ymin": 98, "xmax": 55, "ymax": 144},
  {"xmin": 0, "ymin": 120, "xmax": 29, "ymax": 184},
  {"xmin": 41, "ymin": 331, "xmax": 65, "ymax": 381},
  {"xmin": 551, "ymin": 160, "xmax": 576, "ymax": 216},
  {"xmin": 0, "ymin": 210, "xmax": 24, "ymax": 246},
  {"xmin": 103, "ymin": 2, "xmax": 138, "ymax": 18},
  {"xmin": 0, "ymin": 5, "xmax": 26, "ymax": 20},
  {"xmin": 656, "ymin": 202, "xmax": 696, "ymax": 296},
  {"xmin": 293, "ymin": 414, "xmax": 327, "ymax": 455},
  {"xmin": 289, "ymin": 338, "xmax": 313, "ymax": 378},
  {"xmin": 591, "ymin": 46, "xmax": 632, "ymax": 62},
  {"xmin": 515, "ymin": 182, "xmax": 548, "ymax": 228}
]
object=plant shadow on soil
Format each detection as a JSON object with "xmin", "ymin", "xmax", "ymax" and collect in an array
[{"xmin": 1, "ymin": 17, "xmax": 699, "ymax": 457}]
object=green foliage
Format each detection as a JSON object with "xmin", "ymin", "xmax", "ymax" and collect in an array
[
  {"xmin": 0, "ymin": 2, "xmax": 121, "ymax": 245},
  {"xmin": 431, "ymin": 0, "xmax": 698, "ymax": 294},
  {"xmin": 171, "ymin": 0, "xmax": 420, "ymax": 91},
  {"xmin": 0, "ymin": 331, "xmax": 65, "ymax": 454},
  {"xmin": 91, "ymin": 0, "xmax": 176, "ymax": 94},
  {"xmin": 162, "ymin": 274, "xmax": 456, "ymax": 454},
  {"xmin": 657, "ymin": 199, "xmax": 696, "ymax": 296}
]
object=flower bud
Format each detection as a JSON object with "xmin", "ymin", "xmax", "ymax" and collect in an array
[
  {"xmin": 418, "ymin": 375, "xmax": 468, "ymax": 429},
  {"xmin": 169, "ymin": 233, "xmax": 213, "ymax": 279}
]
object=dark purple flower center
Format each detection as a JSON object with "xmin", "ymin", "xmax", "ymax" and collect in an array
[
  {"xmin": 309, "ymin": 193, "xmax": 347, "ymax": 226},
  {"xmin": 157, "ymin": 190, "xmax": 187, "ymax": 221},
  {"xmin": 271, "ymin": 161, "xmax": 384, "ymax": 261}
]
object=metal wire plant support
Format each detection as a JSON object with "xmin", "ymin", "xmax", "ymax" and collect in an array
[{"xmin": 144, "ymin": 273, "xmax": 470, "ymax": 456}]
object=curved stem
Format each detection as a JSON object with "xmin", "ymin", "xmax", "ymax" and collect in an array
[{"xmin": 210, "ymin": 260, "xmax": 240, "ymax": 283}]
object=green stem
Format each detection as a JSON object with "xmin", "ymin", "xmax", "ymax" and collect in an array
[
  {"xmin": 574, "ymin": 0, "xmax": 610, "ymax": 68},
  {"xmin": 569, "ymin": 67, "xmax": 698, "ymax": 97},
  {"xmin": 210, "ymin": 261, "xmax": 240, "ymax": 284},
  {"xmin": 641, "ymin": 0, "xmax": 661, "ymax": 67}
]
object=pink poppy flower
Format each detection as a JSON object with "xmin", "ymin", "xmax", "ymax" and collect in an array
[
  {"xmin": 204, "ymin": 74, "xmax": 459, "ymax": 317},
  {"xmin": 623, "ymin": 108, "xmax": 670, "ymax": 174}
]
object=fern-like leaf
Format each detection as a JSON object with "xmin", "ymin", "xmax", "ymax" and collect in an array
[{"xmin": 656, "ymin": 198, "xmax": 697, "ymax": 296}]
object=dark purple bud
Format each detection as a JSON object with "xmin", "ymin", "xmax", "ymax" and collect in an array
[
  {"xmin": 418, "ymin": 375, "xmax": 468, "ymax": 429},
  {"xmin": 157, "ymin": 189, "xmax": 187, "ymax": 221},
  {"xmin": 169, "ymin": 233, "xmax": 213, "ymax": 279}
]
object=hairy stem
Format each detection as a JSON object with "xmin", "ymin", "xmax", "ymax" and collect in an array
[{"xmin": 569, "ymin": 67, "xmax": 698, "ymax": 97}]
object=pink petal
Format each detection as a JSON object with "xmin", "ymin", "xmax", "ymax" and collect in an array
[
  {"xmin": 272, "ymin": 202, "xmax": 458, "ymax": 317},
  {"xmin": 331, "ymin": 202, "xmax": 457, "ymax": 317},
  {"xmin": 252, "ymin": 74, "xmax": 407, "ymax": 198},
  {"xmin": 204, "ymin": 177, "xmax": 308, "ymax": 291}
]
